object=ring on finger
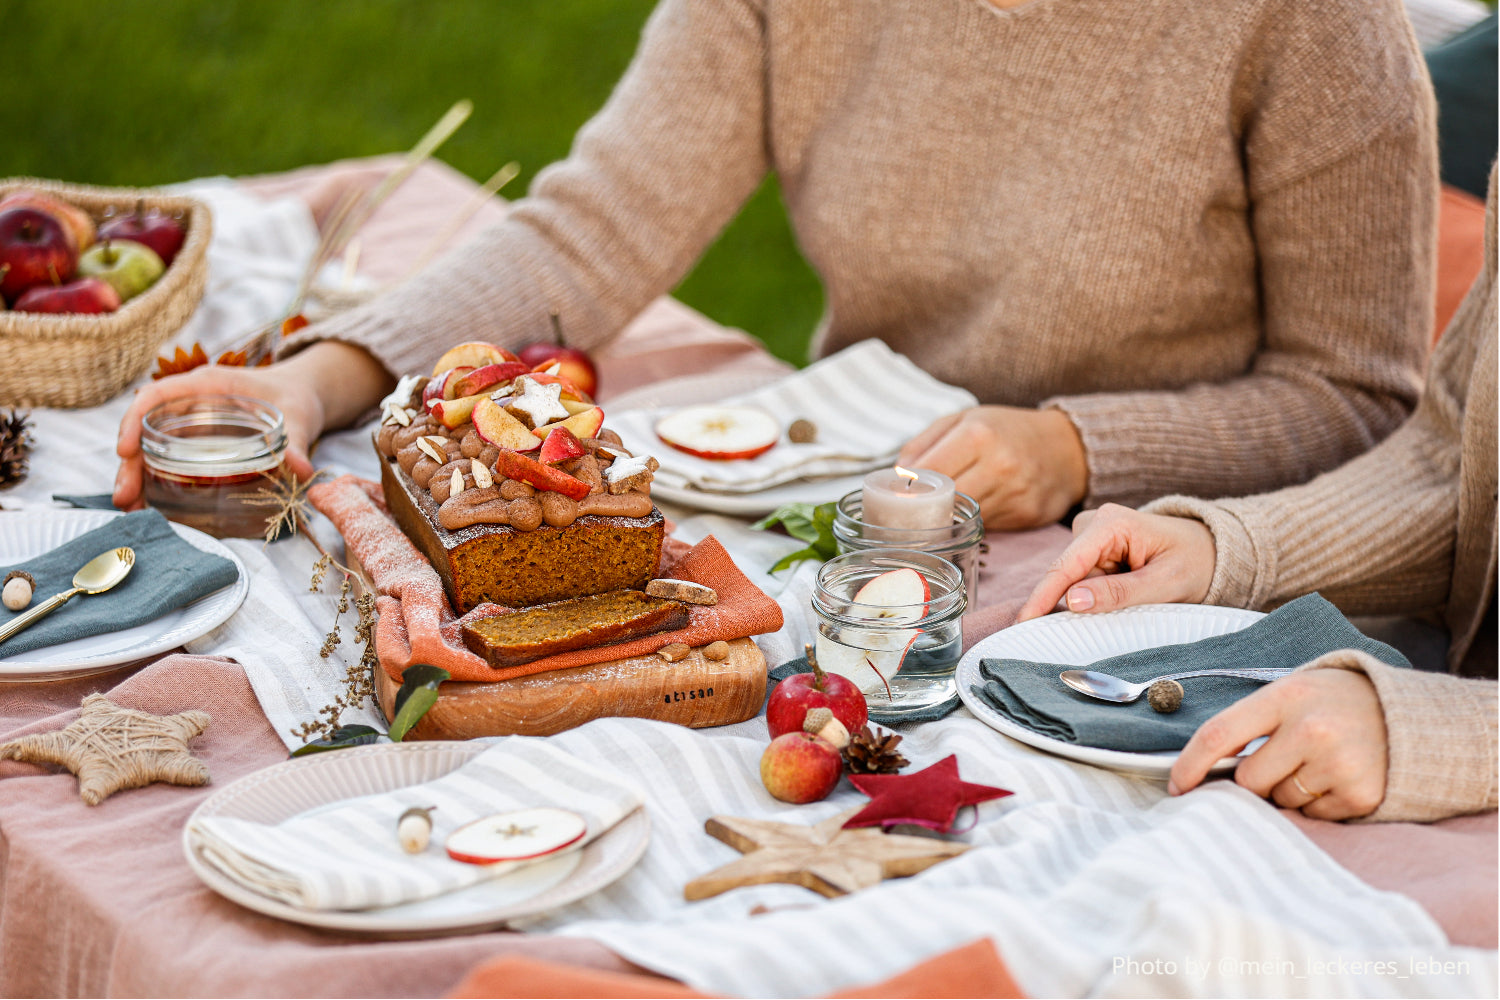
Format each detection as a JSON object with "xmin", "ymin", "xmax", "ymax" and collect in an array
[{"xmin": 1291, "ymin": 773, "xmax": 1324, "ymax": 802}]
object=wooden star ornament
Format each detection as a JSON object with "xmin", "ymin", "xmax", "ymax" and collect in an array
[
  {"xmin": 683, "ymin": 808, "xmax": 969, "ymax": 900},
  {"xmin": 844, "ymin": 754, "xmax": 1012, "ymax": 833},
  {"xmin": 0, "ymin": 694, "xmax": 210, "ymax": 805}
]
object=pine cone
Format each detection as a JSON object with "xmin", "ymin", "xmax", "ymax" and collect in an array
[
  {"xmin": 0, "ymin": 410, "xmax": 33, "ymax": 489},
  {"xmin": 843, "ymin": 724, "xmax": 909, "ymax": 775}
]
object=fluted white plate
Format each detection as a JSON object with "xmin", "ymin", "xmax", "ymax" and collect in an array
[
  {"xmin": 183, "ymin": 741, "xmax": 650, "ymax": 936},
  {"xmin": 0, "ymin": 509, "xmax": 249, "ymax": 682},
  {"xmin": 957, "ymin": 604, "xmax": 1267, "ymax": 778}
]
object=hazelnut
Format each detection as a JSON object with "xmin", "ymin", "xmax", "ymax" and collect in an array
[
  {"xmin": 2, "ymin": 571, "xmax": 34, "ymax": 611},
  {"xmin": 1147, "ymin": 679, "xmax": 1184, "ymax": 714},
  {"xmin": 788, "ymin": 418, "xmax": 817, "ymax": 443}
]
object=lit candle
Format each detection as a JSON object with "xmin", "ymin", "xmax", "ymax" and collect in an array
[{"xmin": 860, "ymin": 466, "xmax": 956, "ymax": 531}]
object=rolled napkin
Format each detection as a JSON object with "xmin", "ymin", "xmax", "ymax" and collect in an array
[
  {"xmin": 0, "ymin": 510, "xmax": 240, "ymax": 657},
  {"xmin": 189, "ymin": 738, "xmax": 644, "ymax": 911},
  {"xmin": 973, "ymin": 595, "xmax": 1411, "ymax": 753},
  {"xmin": 609, "ymin": 340, "xmax": 978, "ymax": 494}
]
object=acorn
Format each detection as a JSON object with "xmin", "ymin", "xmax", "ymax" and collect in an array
[
  {"xmin": 397, "ymin": 806, "xmax": 436, "ymax": 853},
  {"xmin": 3, "ymin": 570, "xmax": 35, "ymax": 611},
  {"xmin": 1147, "ymin": 679, "xmax": 1184, "ymax": 714}
]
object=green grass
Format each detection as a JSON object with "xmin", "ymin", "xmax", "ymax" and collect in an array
[{"xmin": 0, "ymin": 0, "xmax": 821, "ymax": 365}]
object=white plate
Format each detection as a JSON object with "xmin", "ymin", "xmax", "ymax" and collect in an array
[
  {"xmin": 651, "ymin": 473, "xmax": 865, "ymax": 517},
  {"xmin": 183, "ymin": 741, "xmax": 651, "ymax": 936},
  {"xmin": 0, "ymin": 510, "xmax": 249, "ymax": 682},
  {"xmin": 956, "ymin": 604, "xmax": 1266, "ymax": 778}
]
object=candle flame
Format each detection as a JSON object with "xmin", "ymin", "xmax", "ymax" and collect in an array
[{"xmin": 893, "ymin": 465, "xmax": 919, "ymax": 482}]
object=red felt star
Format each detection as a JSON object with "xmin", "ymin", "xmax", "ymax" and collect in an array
[{"xmin": 843, "ymin": 755, "xmax": 1012, "ymax": 833}]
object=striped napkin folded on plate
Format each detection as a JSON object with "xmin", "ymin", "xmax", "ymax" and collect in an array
[
  {"xmin": 188, "ymin": 739, "xmax": 644, "ymax": 911},
  {"xmin": 610, "ymin": 340, "xmax": 978, "ymax": 494}
]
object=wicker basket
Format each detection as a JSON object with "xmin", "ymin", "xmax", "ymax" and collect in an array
[{"xmin": 0, "ymin": 177, "xmax": 212, "ymax": 408}]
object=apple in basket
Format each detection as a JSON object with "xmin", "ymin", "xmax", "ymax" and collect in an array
[
  {"xmin": 655, "ymin": 405, "xmax": 780, "ymax": 461},
  {"xmin": 445, "ymin": 807, "xmax": 588, "ymax": 865},
  {"xmin": 13, "ymin": 277, "xmax": 121, "ymax": 315},
  {"xmin": 0, "ymin": 189, "xmax": 96, "ymax": 253},
  {"xmin": 98, "ymin": 202, "xmax": 186, "ymax": 266},
  {"xmin": 77, "ymin": 239, "xmax": 164, "ymax": 302},
  {"xmin": 0, "ymin": 206, "xmax": 78, "ymax": 302}
]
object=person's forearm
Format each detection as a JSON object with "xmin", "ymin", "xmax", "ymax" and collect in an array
[{"xmin": 280, "ymin": 340, "xmax": 396, "ymax": 433}]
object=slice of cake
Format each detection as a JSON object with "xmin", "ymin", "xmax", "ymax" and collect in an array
[
  {"xmin": 461, "ymin": 589, "xmax": 690, "ymax": 668},
  {"xmin": 375, "ymin": 346, "xmax": 665, "ymax": 613}
]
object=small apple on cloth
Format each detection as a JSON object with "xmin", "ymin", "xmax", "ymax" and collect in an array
[
  {"xmin": 767, "ymin": 643, "xmax": 869, "ymax": 739},
  {"xmin": 761, "ymin": 728, "xmax": 844, "ymax": 804}
]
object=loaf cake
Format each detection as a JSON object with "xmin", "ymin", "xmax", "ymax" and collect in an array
[
  {"xmin": 461, "ymin": 589, "xmax": 690, "ymax": 668},
  {"xmin": 374, "ymin": 343, "xmax": 665, "ymax": 614}
]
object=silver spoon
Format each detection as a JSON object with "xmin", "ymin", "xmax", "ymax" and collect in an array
[
  {"xmin": 1060, "ymin": 666, "xmax": 1293, "ymax": 704},
  {"xmin": 0, "ymin": 547, "xmax": 136, "ymax": 645}
]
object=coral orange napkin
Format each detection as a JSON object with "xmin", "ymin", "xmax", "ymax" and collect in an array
[{"xmin": 309, "ymin": 475, "xmax": 782, "ymax": 683}]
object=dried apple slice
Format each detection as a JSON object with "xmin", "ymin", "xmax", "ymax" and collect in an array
[
  {"xmin": 445, "ymin": 807, "xmax": 588, "ymax": 865},
  {"xmin": 494, "ymin": 448, "xmax": 592, "ymax": 499},
  {"xmin": 473, "ymin": 397, "xmax": 542, "ymax": 451},
  {"xmin": 431, "ymin": 341, "xmax": 519, "ymax": 377},
  {"xmin": 655, "ymin": 405, "xmax": 780, "ymax": 461},
  {"xmin": 531, "ymin": 405, "xmax": 605, "ymax": 441}
]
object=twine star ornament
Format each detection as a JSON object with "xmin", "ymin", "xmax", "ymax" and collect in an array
[
  {"xmin": 683, "ymin": 807, "xmax": 969, "ymax": 900},
  {"xmin": 0, "ymin": 694, "xmax": 210, "ymax": 805}
]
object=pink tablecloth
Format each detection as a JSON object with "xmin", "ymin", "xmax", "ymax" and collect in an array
[{"xmin": 0, "ymin": 157, "xmax": 1492, "ymax": 998}]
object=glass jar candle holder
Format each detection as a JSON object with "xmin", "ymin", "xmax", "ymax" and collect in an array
[
  {"xmin": 141, "ymin": 395, "xmax": 287, "ymax": 539},
  {"xmin": 832, "ymin": 490, "xmax": 984, "ymax": 606},
  {"xmin": 811, "ymin": 549, "xmax": 966, "ymax": 722}
]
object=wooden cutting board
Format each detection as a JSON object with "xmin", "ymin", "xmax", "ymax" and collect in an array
[{"xmin": 373, "ymin": 638, "xmax": 767, "ymax": 739}]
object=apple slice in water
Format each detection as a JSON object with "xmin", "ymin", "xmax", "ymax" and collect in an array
[
  {"xmin": 445, "ymin": 807, "xmax": 588, "ymax": 865},
  {"xmin": 852, "ymin": 568, "xmax": 930, "ymax": 622},
  {"xmin": 814, "ymin": 632, "xmax": 919, "ymax": 702},
  {"xmin": 655, "ymin": 405, "xmax": 780, "ymax": 461}
]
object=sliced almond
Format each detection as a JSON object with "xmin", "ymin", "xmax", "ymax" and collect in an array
[
  {"xmin": 471, "ymin": 458, "xmax": 493, "ymax": 489},
  {"xmin": 450, "ymin": 466, "xmax": 466, "ymax": 497},
  {"xmin": 417, "ymin": 436, "xmax": 446, "ymax": 464},
  {"xmin": 385, "ymin": 404, "xmax": 412, "ymax": 427},
  {"xmin": 657, "ymin": 642, "xmax": 691, "ymax": 662}
]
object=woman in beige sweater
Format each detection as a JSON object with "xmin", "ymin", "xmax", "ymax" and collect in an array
[
  {"xmin": 1019, "ymin": 172, "xmax": 1497, "ymax": 822},
  {"xmin": 115, "ymin": 0, "xmax": 1436, "ymax": 528}
]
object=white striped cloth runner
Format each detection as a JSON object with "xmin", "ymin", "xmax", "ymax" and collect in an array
[
  {"xmin": 609, "ymin": 339, "xmax": 978, "ymax": 494},
  {"xmin": 1403, "ymin": 0, "xmax": 1489, "ymax": 49},
  {"xmin": 189, "ymin": 739, "xmax": 644, "ymax": 911},
  {"xmin": 509, "ymin": 717, "xmax": 1497, "ymax": 999}
]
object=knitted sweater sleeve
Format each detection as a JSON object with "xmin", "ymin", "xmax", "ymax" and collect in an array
[
  {"xmin": 282, "ymin": 0, "xmax": 769, "ymax": 378},
  {"xmin": 1295, "ymin": 649, "xmax": 1498, "ymax": 822},
  {"xmin": 1142, "ymin": 168, "xmax": 1495, "ymax": 616},
  {"xmin": 1046, "ymin": 0, "xmax": 1436, "ymax": 509}
]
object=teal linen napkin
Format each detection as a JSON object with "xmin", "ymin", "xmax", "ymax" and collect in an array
[
  {"xmin": 0, "ymin": 510, "xmax": 240, "ymax": 657},
  {"xmin": 972, "ymin": 594, "xmax": 1411, "ymax": 753}
]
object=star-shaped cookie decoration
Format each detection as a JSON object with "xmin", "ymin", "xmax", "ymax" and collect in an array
[
  {"xmin": 0, "ymin": 694, "xmax": 210, "ymax": 805},
  {"xmin": 506, "ymin": 376, "xmax": 569, "ymax": 428},
  {"xmin": 683, "ymin": 807, "xmax": 968, "ymax": 900},
  {"xmin": 844, "ymin": 754, "xmax": 1012, "ymax": 833}
]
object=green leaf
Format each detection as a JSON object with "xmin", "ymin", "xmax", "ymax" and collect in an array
[
  {"xmin": 388, "ymin": 663, "xmax": 451, "ymax": 742},
  {"xmin": 760, "ymin": 500, "xmax": 840, "ymax": 573},
  {"xmin": 290, "ymin": 724, "xmax": 384, "ymax": 757}
]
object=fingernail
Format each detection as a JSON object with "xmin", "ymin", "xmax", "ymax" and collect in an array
[
  {"xmin": 1166, "ymin": 779, "xmax": 1180, "ymax": 796},
  {"xmin": 1065, "ymin": 587, "xmax": 1094, "ymax": 612}
]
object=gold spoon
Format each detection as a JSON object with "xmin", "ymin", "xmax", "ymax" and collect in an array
[{"xmin": 0, "ymin": 547, "xmax": 136, "ymax": 645}]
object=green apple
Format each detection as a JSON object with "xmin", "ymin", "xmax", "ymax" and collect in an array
[{"xmin": 76, "ymin": 239, "xmax": 164, "ymax": 302}]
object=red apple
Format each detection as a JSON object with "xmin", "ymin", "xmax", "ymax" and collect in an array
[
  {"xmin": 539, "ymin": 426, "xmax": 587, "ymax": 465},
  {"xmin": 450, "ymin": 361, "xmax": 531, "ymax": 398},
  {"xmin": 13, "ymin": 277, "xmax": 120, "ymax": 314},
  {"xmin": 0, "ymin": 190, "xmax": 95, "ymax": 252},
  {"xmin": 431, "ymin": 341, "xmax": 519, "ymax": 377},
  {"xmin": 493, "ymin": 448, "xmax": 591, "ymax": 499},
  {"xmin": 98, "ymin": 201, "xmax": 185, "ymax": 265},
  {"xmin": 760, "ymin": 732, "xmax": 843, "ymax": 804},
  {"xmin": 519, "ymin": 343, "xmax": 598, "ymax": 398},
  {"xmin": 0, "ymin": 207, "xmax": 77, "ymax": 301},
  {"xmin": 766, "ymin": 652, "xmax": 868, "ymax": 739},
  {"xmin": 472, "ymin": 397, "xmax": 543, "ymax": 451},
  {"xmin": 656, "ymin": 405, "xmax": 780, "ymax": 461}
]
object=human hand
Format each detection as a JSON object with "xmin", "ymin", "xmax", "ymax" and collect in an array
[
  {"xmin": 1169, "ymin": 668, "xmax": 1388, "ymax": 820},
  {"xmin": 114, "ymin": 362, "xmax": 325, "ymax": 510},
  {"xmin": 1017, "ymin": 503, "xmax": 1216, "ymax": 621},
  {"xmin": 896, "ymin": 406, "xmax": 1088, "ymax": 531}
]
